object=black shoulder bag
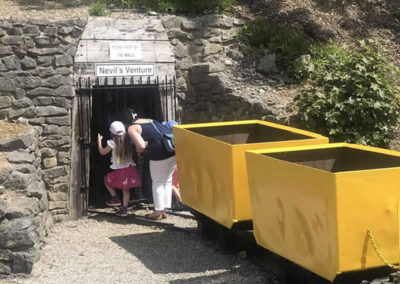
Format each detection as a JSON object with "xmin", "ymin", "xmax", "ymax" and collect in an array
[{"xmin": 151, "ymin": 122, "xmax": 175, "ymax": 154}]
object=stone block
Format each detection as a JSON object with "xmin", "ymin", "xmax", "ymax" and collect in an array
[
  {"xmin": 20, "ymin": 57, "xmax": 37, "ymax": 70},
  {"xmin": 14, "ymin": 76, "xmax": 41, "ymax": 89},
  {"xmin": 42, "ymin": 157, "xmax": 57, "ymax": 169},
  {"xmin": 0, "ymin": 128, "xmax": 34, "ymax": 151},
  {"xmin": 0, "ymin": 77, "xmax": 16, "ymax": 92},
  {"xmin": 42, "ymin": 166, "xmax": 66, "ymax": 180},
  {"xmin": 48, "ymin": 201, "xmax": 66, "ymax": 210},
  {"xmin": 55, "ymin": 54, "xmax": 72, "ymax": 67},
  {"xmin": 167, "ymin": 29, "xmax": 188, "ymax": 39},
  {"xmin": 36, "ymin": 56, "xmax": 52, "ymax": 66},
  {"xmin": 3, "ymin": 171, "xmax": 32, "ymax": 189},
  {"xmin": 12, "ymin": 98, "xmax": 33, "ymax": 108},
  {"xmin": 48, "ymin": 192, "xmax": 67, "ymax": 202},
  {"xmin": 54, "ymin": 85, "xmax": 74, "ymax": 98},
  {"xmin": 36, "ymin": 106, "xmax": 67, "ymax": 117},
  {"xmin": 40, "ymin": 148, "xmax": 57, "ymax": 158},
  {"xmin": 7, "ymin": 152, "xmax": 35, "ymax": 164},
  {"xmin": 57, "ymin": 151, "xmax": 70, "ymax": 165},
  {"xmin": 0, "ymin": 262, "xmax": 11, "ymax": 274},
  {"xmin": 0, "ymin": 96, "xmax": 11, "ymax": 109},
  {"xmin": 58, "ymin": 26, "xmax": 73, "ymax": 35},
  {"xmin": 25, "ymin": 181, "xmax": 46, "ymax": 199},
  {"xmin": 1, "ymin": 35, "xmax": 23, "ymax": 45},
  {"xmin": 35, "ymin": 36, "xmax": 60, "ymax": 47},
  {"xmin": 0, "ymin": 199, "xmax": 6, "ymax": 220},
  {"xmin": 42, "ymin": 125, "xmax": 70, "ymax": 136},
  {"xmin": 173, "ymin": 42, "xmax": 188, "ymax": 58},
  {"xmin": 204, "ymin": 43, "xmax": 222, "ymax": 56},
  {"xmin": 13, "ymin": 88, "xmax": 26, "ymax": 100},
  {"xmin": 42, "ymin": 75, "xmax": 71, "ymax": 88},
  {"xmin": 181, "ymin": 19, "xmax": 203, "ymax": 30},
  {"xmin": 53, "ymin": 183, "xmax": 68, "ymax": 193},
  {"xmin": 31, "ymin": 66, "xmax": 55, "ymax": 77},
  {"xmin": 162, "ymin": 16, "xmax": 181, "ymax": 29},
  {"xmin": 11, "ymin": 164, "xmax": 37, "ymax": 174},
  {"xmin": 55, "ymin": 67, "xmax": 72, "ymax": 76},
  {"xmin": 53, "ymin": 214, "xmax": 67, "ymax": 223},
  {"xmin": 71, "ymin": 26, "xmax": 83, "ymax": 38},
  {"xmin": 8, "ymin": 108, "xmax": 25, "ymax": 119},
  {"xmin": 0, "ymin": 46, "xmax": 12, "ymax": 56},
  {"xmin": 28, "ymin": 48, "xmax": 58, "ymax": 56},
  {"xmin": 22, "ymin": 26, "xmax": 40, "ymax": 36},
  {"xmin": 45, "ymin": 116, "xmax": 70, "ymax": 126},
  {"xmin": 28, "ymin": 87, "xmax": 53, "ymax": 97},
  {"xmin": 2, "ymin": 55, "xmax": 20, "ymax": 70},
  {"xmin": 40, "ymin": 136, "xmax": 70, "ymax": 148},
  {"xmin": 43, "ymin": 26, "xmax": 57, "ymax": 36},
  {"xmin": 0, "ymin": 27, "xmax": 5, "ymax": 37}
]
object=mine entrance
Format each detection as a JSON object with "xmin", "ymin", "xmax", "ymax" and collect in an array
[{"xmin": 76, "ymin": 76, "xmax": 177, "ymax": 211}]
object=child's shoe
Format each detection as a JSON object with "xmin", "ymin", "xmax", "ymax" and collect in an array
[
  {"xmin": 106, "ymin": 198, "xmax": 121, "ymax": 207},
  {"xmin": 116, "ymin": 207, "xmax": 128, "ymax": 217}
]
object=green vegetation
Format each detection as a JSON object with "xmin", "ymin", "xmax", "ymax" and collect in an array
[
  {"xmin": 295, "ymin": 40, "xmax": 400, "ymax": 147},
  {"xmin": 108, "ymin": 0, "xmax": 233, "ymax": 13},
  {"xmin": 89, "ymin": 2, "xmax": 110, "ymax": 16},
  {"xmin": 238, "ymin": 18, "xmax": 310, "ymax": 74}
]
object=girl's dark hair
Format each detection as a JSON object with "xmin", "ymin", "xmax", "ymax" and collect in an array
[{"xmin": 118, "ymin": 108, "xmax": 137, "ymax": 126}]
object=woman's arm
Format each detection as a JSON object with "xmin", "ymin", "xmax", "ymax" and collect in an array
[
  {"xmin": 97, "ymin": 134, "xmax": 112, "ymax": 156},
  {"xmin": 127, "ymin": 125, "xmax": 147, "ymax": 153}
]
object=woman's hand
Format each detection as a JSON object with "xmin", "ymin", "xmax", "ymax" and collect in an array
[{"xmin": 97, "ymin": 133, "xmax": 103, "ymax": 145}]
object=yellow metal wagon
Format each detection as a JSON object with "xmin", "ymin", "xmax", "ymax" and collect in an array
[
  {"xmin": 173, "ymin": 120, "xmax": 328, "ymax": 229},
  {"xmin": 246, "ymin": 143, "xmax": 400, "ymax": 282}
]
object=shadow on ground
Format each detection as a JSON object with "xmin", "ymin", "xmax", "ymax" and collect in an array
[{"xmin": 110, "ymin": 231, "xmax": 233, "ymax": 274}]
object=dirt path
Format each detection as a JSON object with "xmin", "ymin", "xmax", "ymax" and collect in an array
[{"xmin": 5, "ymin": 210, "xmax": 270, "ymax": 283}]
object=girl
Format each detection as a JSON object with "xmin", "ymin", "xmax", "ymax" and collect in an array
[
  {"xmin": 97, "ymin": 121, "xmax": 141, "ymax": 217},
  {"xmin": 119, "ymin": 109, "xmax": 176, "ymax": 220}
]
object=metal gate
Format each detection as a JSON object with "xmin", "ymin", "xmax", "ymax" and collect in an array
[{"xmin": 76, "ymin": 76, "xmax": 178, "ymax": 213}]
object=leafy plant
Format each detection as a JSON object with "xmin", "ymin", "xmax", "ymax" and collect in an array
[
  {"xmin": 295, "ymin": 40, "xmax": 400, "ymax": 147},
  {"xmin": 89, "ymin": 2, "xmax": 110, "ymax": 16},
  {"xmin": 239, "ymin": 18, "xmax": 310, "ymax": 72}
]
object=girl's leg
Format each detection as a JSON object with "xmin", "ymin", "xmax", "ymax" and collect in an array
[
  {"xmin": 172, "ymin": 186, "xmax": 182, "ymax": 203},
  {"xmin": 105, "ymin": 183, "xmax": 117, "ymax": 197},
  {"xmin": 121, "ymin": 188, "xmax": 130, "ymax": 207},
  {"xmin": 104, "ymin": 182, "xmax": 121, "ymax": 206}
]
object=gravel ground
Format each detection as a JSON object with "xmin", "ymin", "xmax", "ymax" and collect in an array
[{"xmin": 3, "ymin": 209, "xmax": 270, "ymax": 284}]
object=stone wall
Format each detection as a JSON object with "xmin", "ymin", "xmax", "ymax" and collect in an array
[
  {"xmin": 0, "ymin": 125, "xmax": 51, "ymax": 274},
  {"xmin": 0, "ymin": 19, "xmax": 85, "ymax": 222},
  {"xmin": 161, "ymin": 14, "xmax": 292, "ymax": 124}
]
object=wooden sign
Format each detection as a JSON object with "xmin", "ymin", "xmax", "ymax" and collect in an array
[
  {"xmin": 109, "ymin": 41, "xmax": 142, "ymax": 60},
  {"xmin": 95, "ymin": 64, "xmax": 154, "ymax": 77}
]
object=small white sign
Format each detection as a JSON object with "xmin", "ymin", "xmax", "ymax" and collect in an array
[
  {"xmin": 95, "ymin": 64, "xmax": 154, "ymax": 77},
  {"xmin": 109, "ymin": 41, "xmax": 142, "ymax": 60}
]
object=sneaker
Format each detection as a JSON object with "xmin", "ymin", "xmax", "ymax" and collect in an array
[
  {"xmin": 105, "ymin": 198, "xmax": 121, "ymax": 207},
  {"xmin": 116, "ymin": 207, "xmax": 128, "ymax": 217}
]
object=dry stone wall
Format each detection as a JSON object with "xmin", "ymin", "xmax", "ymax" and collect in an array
[
  {"xmin": 0, "ymin": 19, "xmax": 86, "ymax": 222},
  {"xmin": 162, "ymin": 14, "xmax": 292, "ymax": 124},
  {"xmin": 0, "ymin": 126, "xmax": 51, "ymax": 274}
]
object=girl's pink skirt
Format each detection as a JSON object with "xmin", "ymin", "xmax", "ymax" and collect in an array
[{"xmin": 104, "ymin": 166, "xmax": 142, "ymax": 190}]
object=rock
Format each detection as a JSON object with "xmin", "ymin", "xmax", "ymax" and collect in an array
[
  {"xmin": 204, "ymin": 43, "xmax": 222, "ymax": 56},
  {"xmin": 209, "ymin": 62, "xmax": 225, "ymax": 73},
  {"xmin": 11, "ymin": 164, "xmax": 37, "ymax": 174},
  {"xmin": 42, "ymin": 166, "xmax": 66, "ymax": 180},
  {"xmin": 167, "ymin": 29, "xmax": 188, "ymax": 39},
  {"xmin": 0, "ymin": 77, "xmax": 15, "ymax": 92},
  {"xmin": 42, "ymin": 157, "xmax": 57, "ymax": 169},
  {"xmin": 0, "ymin": 128, "xmax": 34, "ymax": 151},
  {"xmin": 48, "ymin": 192, "xmax": 67, "ymax": 202},
  {"xmin": 14, "ymin": 88, "xmax": 26, "ymax": 99},
  {"xmin": 53, "ymin": 183, "xmax": 68, "ymax": 193},
  {"xmin": 58, "ymin": 26, "xmax": 74, "ymax": 35},
  {"xmin": 55, "ymin": 55, "xmax": 72, "ymax": 67},
  {"xmin": 37, "ymin": 56, "xmax": 52, "ymax": 66},
  {"xmin": 256, "ymin": 54, "xmax": 279, "ymax": 75},
  {"xmin": 35, "ymin": 36, "xmax": 60, "ymax": 47},
  {"xmin": 54, "ymin": 85, "xmax": 74, "ymax": 98},
  {"xmin": 21, "ymin": 57, "xmax": 37, "ymax": 69},
  {"xmin": 27, "ymin": 87, "xmax": 53, "ymax": 97},
  {"xmin": 0, "ymin": 46, "xmax": 12, "ymax": 56},
  {"xmin": 57, "ymin": 152, "xmax": 70, "ymax": 165},
  {"xmin": 7, "ymin": 152, "xmax": 35, "ymax": 164},
  {"xmin": 3, "ymin": 171, "xmax": 32, "ymax": 190},
  {"xmin": 173, "ymin": 42, "xmax": 188, "ymax": 58},
  {"xmin": 5, "ymin": 196, "xmax": 40, "ymax": 219},
  {"xmin": 43, "ymin": 26, "xmax": 58, "ymax": 36},
  {"xmin": 25, "ymin": 181, "xmax": 46, "ymax": 199},
  {"xmin": 45, "ymin": 116, "xmax": 70, "ymax": 126},
  {"xmin": 55, "ymin": 67, "xmax": 72, "ymax": 75},
  {"xmin": 2, "ymin": 55, "xmax": 20, "ymax": 70},
  {"xmin": 0, "ymin": 199, "xmax": 7, "ymax": 220},
  {"xmin": 12, "ymin": 98, "xmax": 33, "ymax": 108},
  {"xmin": 1, "ymin": 35, "xmax": 23, "ymax": 45},
  {"xmin": 22, "ymin": 26, "xmax": 40, "ymax": 36},
  {"xmin": 42, "ymin": 75, "xmax": 71, "ymax": 88},
  {"xmin": 181, "ymin": 19, "xmax": 203, "ymax": 30},
  {"xmin": 48, "ymin": 201, "xmax": 66, "ymax": 210},
  {"xmin": 0, "ymin": 27, "xmax": 5, "ymax": 37},
  {"xmin": 28, "ymin": 48, "xmax": 58, "ymax": 56},
  {"xmin": 36, "ymin": 106, "xmax": 67, "ymax": 117},
  {"xmin": 190, "ymin": 64, "xmax": 210, "ymax": 74},
  {"xmin": 0, "ymin": 96, "xmax": 11, "ymax": 109},
  {"xmin": 14, "ymin": 76, "xmax": 41, "ymax": 89},
  {"xmin": 40, "ymin": 148, "xmax": 57, "ymax": 158},
  {"xmin": 31, "ymin": 66, "xmax": 55, "ymax": 77},
  {"xmin": 162, "ymin": 16, "xmax": 181, "ymax": 29},
  {"xmin": 0, "ymin": 262, "xmax": 11, "ymax": 274},
  {"xmin": 227, "ymin": 49, "xmax": 243, "ymax": 60}
]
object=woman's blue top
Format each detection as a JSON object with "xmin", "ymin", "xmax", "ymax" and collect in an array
[{"xmin": 139, "ymin": 120, "xmax": 175, "ymax": 161}]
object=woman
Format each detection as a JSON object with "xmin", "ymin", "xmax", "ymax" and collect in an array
[{"xmin": 119, "ymin": 109, "xmax": 176, "ymax": 220}]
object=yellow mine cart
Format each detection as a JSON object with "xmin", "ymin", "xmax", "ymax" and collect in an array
[
  {"xmin": 173, "ymin": 120, "xmax": 328, "ymax": 229},
  {"xmin": 246, "ymin": 143, "xmax": 400, "ymax": 282}
]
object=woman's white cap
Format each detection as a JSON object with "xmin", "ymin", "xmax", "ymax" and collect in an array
[{"xmin": 110, "ymin": 121, "xmax": 126, "ymax": 136}]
